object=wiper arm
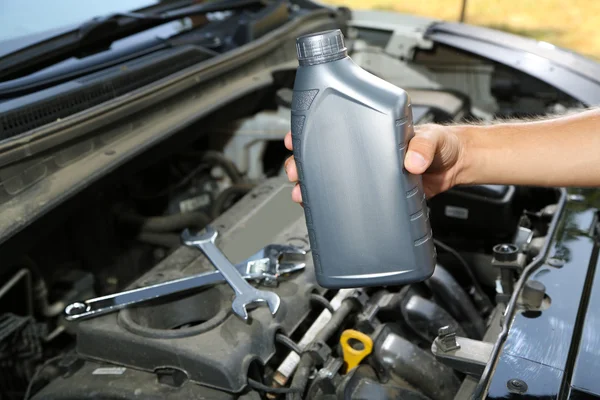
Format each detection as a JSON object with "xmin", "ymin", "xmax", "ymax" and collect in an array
[{"xmin": 0, "ymin": 0, "xmax": 266, "ymax": 81}]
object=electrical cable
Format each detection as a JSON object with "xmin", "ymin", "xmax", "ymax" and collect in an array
[
  {"xmin": 210, "ymin": 184, "xmax": 255, "ymax": 219},
  {"xmin": 276, "ymin": 333, "xmax": 302, "ymax": 355},
  {"xmin": 309, "ymin": 293, "xmax": 334, "ymax": 314},
  {"xmin": 179, "ymin": 150, "xmax": 244, "ymax": 184},
  {"xmin": 24, "ymin": 355, "xmax": 63, "ymax": 400},
  {"xmin": 196, "ymin": 151, "xmax": 244, "ymax": 184},
  {"xmin": 433, "ymin": 238, "xmax": 493, "ymax": 312}
]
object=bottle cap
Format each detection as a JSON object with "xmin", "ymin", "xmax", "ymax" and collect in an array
[{"xmin": 296, "ymin": 29, "xmax": 347, "ymax": 66}]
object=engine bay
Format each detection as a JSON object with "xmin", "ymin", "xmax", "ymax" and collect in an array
[
  {"xmin": 0, "ymin": 16, "xmax": 578, "ymax": 400},
  {"xmin": 23, "ymin": 177, "xmax": 561, "ymax": 400}
]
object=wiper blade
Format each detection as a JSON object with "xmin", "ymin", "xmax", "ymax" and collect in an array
[{"xmin": 0, "ymin": 0, "xmax": 266, "ymax": 81}]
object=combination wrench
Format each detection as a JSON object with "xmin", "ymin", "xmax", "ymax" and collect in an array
[
  {"xmin": 181, "ymin": 226, "xmax": 282, "ymax": 321},
  {"xmin": 64, "ymin": 239, "xmax": 305, "ymax": 321}
]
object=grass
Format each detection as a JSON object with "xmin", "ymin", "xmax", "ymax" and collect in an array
[{"xmin": 320, "ymin": 0, "xmax": 600, "ymax": 60}]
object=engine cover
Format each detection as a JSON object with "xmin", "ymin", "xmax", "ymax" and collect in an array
[
  {"xmin": 68, "ymin": 178, "xmax": 316, "ymax": 393},
  {"xmin": 428, "ymin": 184, "xmax": 518, "ymax": 241}
]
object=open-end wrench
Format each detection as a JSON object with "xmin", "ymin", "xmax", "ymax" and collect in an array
[
  {"xmin": 181, "ymin": 226, "xmax": 281, "ymax": 321},
  {"xmin": 64, "ymin": 243, "xmax": 305, "ymax": 321}
]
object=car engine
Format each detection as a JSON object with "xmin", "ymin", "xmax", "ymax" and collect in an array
[
  {"xmin": 20, "ymin": 173, "xmax": 560, "ymax": 400},
  {"xmin": 0, "ymin": 19, "xmax": 571, "ymax": 400}
]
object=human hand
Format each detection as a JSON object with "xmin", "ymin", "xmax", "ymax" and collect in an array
[
  {"xmin": 403, "ymin": 123, "xmax": 466, "ymax": 197},
  {"xmin": 283, "ymin": 132, "xmax": 303, "ymax": 204},
  {"xmin": 283, "ymin": 123, "xmax": 467, "ymax": 203}
]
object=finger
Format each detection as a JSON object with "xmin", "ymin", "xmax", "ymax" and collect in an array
[
  {"xmin": 404, "ymin": 130, "xmax": 440, "ymax": 174},
  {"xmin": 284, "ymin": 156, "xmax": 298, "ymax": 182},
  {"xmin": 422, "ymin": 181, "xmax": 436, "ymax": 199},
  {"xmin": 292, "ymin": 183, "xmax": 303, "ymax": 203},
  {"xmin": 284, "ymin": 131, "xmax": 293, "ymax": 151}
]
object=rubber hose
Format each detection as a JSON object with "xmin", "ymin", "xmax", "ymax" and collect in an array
[
  {"xmin": 276, "ymin": 333, "xmax": 303, "ymax": 355},
  {"xmin": 433, "ymin": 238, "xmax": 493, "ymax": 313},
  {"xmin": 426, "ymin": 264, "xmax": 486, "ymax": 339},
  {"xmin": 310, "ymin": 293, "xmax": 335, "ymax": 314},
  {"xmin": 184, "ymin": 150, "xmax": 244, "ymax": 184},
  {"xmin": 286, "ymin": 354, "xmax": 313, "ymax": 400},
  {"xmin": 137, "ymin": 232, "xmax": 181, "ymax": 248},
  {"xmin": 401, "ymin": 291, "xmax": 467, "ymax": 342},
  {"xmin": 210, "ymin": 184, "xmax": 255, "ymax": 219},
  {"xmin": 118, "ymin": 211, "xmax": 210, "ymax": 233},
  {"xmin": 287, "ymin": 298, "xmax": 358, "ymax": 400},
  {"xmin": 374, "ymin": 329, "xmax": 460, "ymax": 400}
]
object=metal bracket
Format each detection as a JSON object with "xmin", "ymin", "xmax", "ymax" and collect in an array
[
  {"xmin": 492, "ymin": 244, "xmax": 527, "ymax": 303},
  {"xmin": 384, "ymin": 28, "xmax": 434, "ymax": 59},
  {"xmin": 431, "ymin": 334, "xmax": 493, "ymax": 377},
  {"xmin": 513, "ymin": 226, "xmax": 534, "ymax": 252}
]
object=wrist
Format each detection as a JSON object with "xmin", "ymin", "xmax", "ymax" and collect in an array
[{"xmin": 451, "ymin": 124, "xmax": 486, "ymax": 186}]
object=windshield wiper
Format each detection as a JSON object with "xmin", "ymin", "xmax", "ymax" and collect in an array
[{"xmin": 0, "ymin": 0, "xmax": 266, "ymax": 81}]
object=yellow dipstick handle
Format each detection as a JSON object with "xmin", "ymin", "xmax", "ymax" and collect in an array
[{"xmin": 340, "ymin": 329, "xmax": 373, "ymax": 372}]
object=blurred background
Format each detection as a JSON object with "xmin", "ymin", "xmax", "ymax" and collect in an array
[
  {"xmin": 321, "ymin": 0, "xmax": 600, "ymax": 60},
  {"xmin": 1, "ymin": 1, "xmax": 598, "ymax": 60}
]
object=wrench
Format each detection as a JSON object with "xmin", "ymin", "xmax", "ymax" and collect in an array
[
  {"xmin": 64, "ymin": 243, "xmax": 305, "ymax": 321},
  {"xmin": 182, "ymin": 226, "xmax": 282, "ymax": 321}
]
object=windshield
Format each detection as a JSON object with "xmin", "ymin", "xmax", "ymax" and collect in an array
[{"xmin": 0, "ymin": 0, "xmax": 165, "ymax": 44}]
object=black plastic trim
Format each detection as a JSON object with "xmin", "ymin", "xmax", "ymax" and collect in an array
[
  {"xmin": 472, "ymin": 188, "xmax": 567, "ymax": 399},
  {"xmin": 0, "ymin": 7, "xmax": 339, "ymax": 169}
]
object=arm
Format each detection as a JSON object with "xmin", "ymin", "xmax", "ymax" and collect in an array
[
  {"xmin": 403, "ymin": 107, "xmax": 600, "ymax": 197},
  {"xmin": 457, "ymin": 108, "xmax": 600, "ymax": 187}
]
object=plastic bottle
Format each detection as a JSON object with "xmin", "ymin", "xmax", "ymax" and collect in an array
[{"xmin": 291, "ymin": 29, "xmax": 436, "ymax": 288}]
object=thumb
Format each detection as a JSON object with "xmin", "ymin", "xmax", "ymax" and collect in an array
[{"xmin": 404, "ymin": 132, "xmax": 438, "ymax": 174}]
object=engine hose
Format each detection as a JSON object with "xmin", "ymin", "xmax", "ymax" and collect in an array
[
  {"xmin": 210, "ymin": 184, "xmax": 255, "ymax": 219},
  {"xmin": 374, "ymin": 327, "xmax": 460, "ymax": 400},
  {"xmin": 287, "ymin": 298, "xmax": 359, "ymax": 400},
  {"xmin": 401, "ymin": 289, "xmax": 467, "ymax": 342},
  {"xmin": 117, "ymin": 210, "xmax": 211, "ymax": 233},
  {"xmin": 6, "ymin": 257, "xmax": 66, "ymax": 318},
  {"xmin": 433, "ymin": 238, "xmax": 493, "ymax": 314},
  {"xmin": 287, "ymin": 354, "xmax": 313, "ymax": 400},
  {"xmin": 276, "ymin": 333, "xmax": 303, "ymax": 355},
  {"xmin": 426, "ymin": 264, "xmax": 486, "ymax": 339},
  {"xmin": 309, "ymin": 293, "xmax": 335, "ymax": 314},
  {"xmin": 183, "ymin": 150, "xmax": 244, "ymax": 184},
  {"xmin": 136, "ymin": 232, "xmax": 181, "ymax": 248}
]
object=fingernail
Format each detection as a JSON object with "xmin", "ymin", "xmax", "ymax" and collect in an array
[{"xmin": 406, "ymin": 151, "xmax": 427, "ymax": 169}]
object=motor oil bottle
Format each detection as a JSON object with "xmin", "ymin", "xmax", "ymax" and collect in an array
[{"xmin": 291, "ymin": 29, "xmax": 436, "ymax": 288}]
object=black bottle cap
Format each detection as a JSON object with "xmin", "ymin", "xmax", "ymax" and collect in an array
[{"xmin": 296, "ymin": 29, "xmax": 348, "ymax": 66}]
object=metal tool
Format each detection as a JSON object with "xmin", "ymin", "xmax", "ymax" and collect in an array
[
  {"xmin": 181, "ymin": 226, "xmax": 283, "ymax": 321},
  {"xmin": 64, "ymin": 238, "xmax": 305, "ymax": 321}
]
